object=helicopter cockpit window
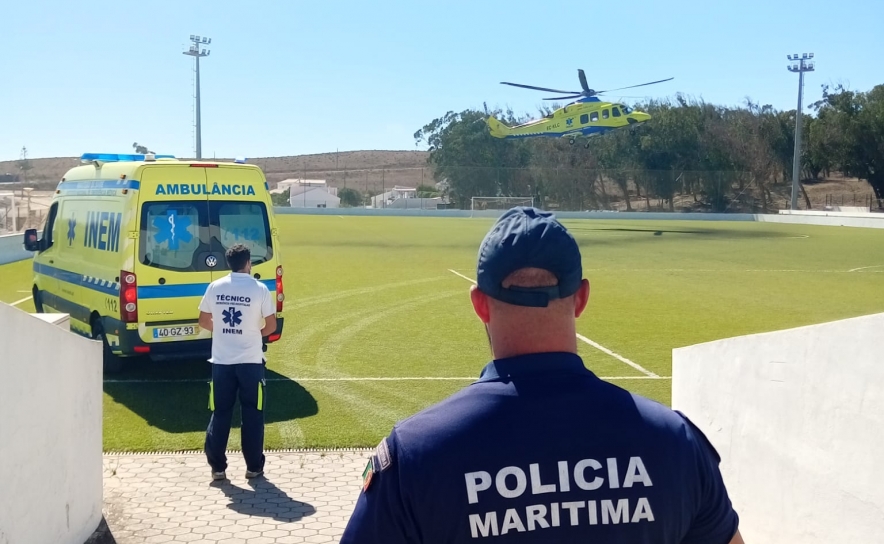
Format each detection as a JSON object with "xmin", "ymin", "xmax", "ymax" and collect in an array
[
  {"xmin": 621, "ymin": 104, "xmax": 633, "ymax": 114},
  {"xmin": 580, "ymin": 114, "xmax": 589, "ymax": 124},
  {"xmin": 590, "ymin": 112, "xmax": 599, "ymax": 122},
  {"xmin": 612, "ymin": 107, "xmax": 621, "ymax": 117},
  {"xmin": 602, "ymin": 109, "xmax": 610, "ymax": 119}
]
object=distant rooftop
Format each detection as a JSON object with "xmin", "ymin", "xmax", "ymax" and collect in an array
[{"xmin": 278, "ymin": 178, "xmax": 327, "ymax": 186}]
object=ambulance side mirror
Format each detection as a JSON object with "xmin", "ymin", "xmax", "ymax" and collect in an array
[{"xmin": 23, "ymin": 229, "xmax": 40, "ymax": 252}]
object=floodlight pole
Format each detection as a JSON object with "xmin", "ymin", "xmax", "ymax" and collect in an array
[
  {"xmin": 183, "ymin": 35, "xmax": 212, "ymax": 159},
  {"xmin": 787, "ymin": 53, "xmax": 815, "ymax": 210}
]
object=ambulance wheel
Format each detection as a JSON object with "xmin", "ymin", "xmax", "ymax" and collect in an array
[
  {"xmin": 92, "ymin": 319, "xmax": 123, "ymax": 374},
  {"xmin": 32, "ymin": 286, "xmax": 44, "ymax": 313},
  {"xmin": 569, "ymin": 139, "xmax": 575, "ymax": 146}
]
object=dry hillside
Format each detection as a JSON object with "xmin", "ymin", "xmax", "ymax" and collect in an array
[
  {"xmin": 1, "ymin": 150, "xmax": 878, "ymax": 211},
  {"xmin": 0, "ymin": 150, "xmax": 432, "ymax": 193}
]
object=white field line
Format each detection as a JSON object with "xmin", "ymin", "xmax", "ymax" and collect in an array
[
  {"xmin": 10, "ymin": 296, "xmax": 32, "ymax": 307},
  {"xmin": 104, "ymin": 376, "xmax": 671, "ymax": 384},
  {"xmin": 446, "ymin": 269, "xmax": 658, "ymax": 378},
  {"xmin": 575, "ymin": 334, "xmax": 658, "ymax": 378},
  {"xmin": 448, "ymin": 269, "xmax": 477, "ymax": 283},
  {"xmin": 580, "ymin": 268, "xmax": 883, "ymax": 273},
  {"xmin": 848, "ymin": 264, "xmax": 884, "ymax": 272}
]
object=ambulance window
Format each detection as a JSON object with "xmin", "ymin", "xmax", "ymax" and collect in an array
[
  {"xmin": 612, "ymin": 107, "xmax": 621, "ymax": 117},
  {"xmin": 41, "ymin": 203, "xmax": 59, "ymax": 248},
  {"xmin": 140, "ymin": 202, "xmax": 202, "ymax": 270},
  {"xmin": 602, "ymin": 109, "xmax": 609, "ymax": 119},
  {"xmin": 580, "ymin": 114, "xmax": 589, "ymax": 124},
  {"xmin": 590, "ymin": 112, "xmax": 599, "ymax": 122},
  {"xmin": 213, "ymin": 202, "xmax": 272, "ymax": 265},
  {"xmin": 622, "ymin": 104, "xmax": 633, "ymax": 114}
]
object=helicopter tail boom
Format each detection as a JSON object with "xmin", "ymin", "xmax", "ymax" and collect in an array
[{"xmin": 486, "ymin": 116, "xmax": 512, "ymax": 138}]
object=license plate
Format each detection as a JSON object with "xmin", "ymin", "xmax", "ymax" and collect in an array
[{"xmin": 152, "ymin": 325, "xmax": 199, "ymax": 339}]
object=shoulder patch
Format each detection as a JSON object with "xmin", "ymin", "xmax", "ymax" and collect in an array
[{"xmin": 376, "ymin": 437, "xmax": 392, "ymax": 471}]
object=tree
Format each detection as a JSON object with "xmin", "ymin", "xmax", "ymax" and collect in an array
[
  {"xmin": 414, "ymin": 108, "xmax": 532, "ymax": 208},
  {"xmin": 271, "ymin": 189, "xmax": 290, "ymax": 207},
  {"xmin": 17, "ymin": 146, "xmax": 32, "ymax": 181},
  {"xmin": 415, "ymin": 82, "xmax": 884, "ymax": 212},
  {"xmin": 339, "ymin": 187, "xmax": 363, "ymax": 207},
  {"xmin": 811, "ymin": 84, "xmax": 884, "ymax": 206},
  {"xmin": 416, "ymin": 184, "xmax": 440, "ymax": 198}
]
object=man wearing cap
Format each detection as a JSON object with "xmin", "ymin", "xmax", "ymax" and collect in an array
[
  {"xmin": 198, "ymin": 244, "xmax": 276, "ymax": 482},
  {"xmin": 340, "ymin": 207, "xmax": 744, "ymax": 544}
]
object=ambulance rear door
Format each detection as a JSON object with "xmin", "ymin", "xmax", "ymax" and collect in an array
[
  {"xmin": 204, "ymin": 166, "xmax": 276, "ymax": 292},
  {"xmin": 135, "ymin": 165, "xmax": 220, "ymax": 342}
]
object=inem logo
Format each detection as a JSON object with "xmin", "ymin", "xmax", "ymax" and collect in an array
[
  {"xmin": 83, "ymin": 211, "xmax": 122, "ymax": 252},
  {"xmin": 154, "ymin": 184, "xmax": 257, "ymax": 196}
]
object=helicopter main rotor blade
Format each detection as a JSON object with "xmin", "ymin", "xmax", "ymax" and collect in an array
[
  {"xmin": 578, "ymin": 69, "xmax": 590, "ymax": 93},
  {"xmin": 542, "ymin": 95, "xmax": 584, "ymax": 101},
  {"xmin": 596, "ymin": 77, "xmax": 674, "ymax": 94},
  {"xmin": 501, "ymin": 82, "xmax": 582, "ymax": 94}
]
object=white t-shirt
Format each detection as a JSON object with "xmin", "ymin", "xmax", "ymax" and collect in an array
[{"xmin": 199, "ymin": 272, "xmax": 275, "ymax": 365}]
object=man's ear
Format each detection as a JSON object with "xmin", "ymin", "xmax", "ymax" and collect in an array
[
  {"xmin": 470, "ymin": 285, "xmax": 491, "ymax": 324},
  {"xmin": 574, "ymin": 279, "xmax": 590, "ymax": 318}
]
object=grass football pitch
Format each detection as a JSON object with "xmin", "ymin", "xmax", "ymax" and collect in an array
[{"xmin": 2, "ymin": 215, "xmax": 883, "ymax": 452}]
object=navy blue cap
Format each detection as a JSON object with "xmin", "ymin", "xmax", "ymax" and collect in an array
[{"xmin": 476, "ymin": 206, "xmax": 582, "ymax": 307}]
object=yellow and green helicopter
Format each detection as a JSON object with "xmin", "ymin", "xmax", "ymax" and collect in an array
[{"xmin": 486, "ymin": 69, "xmax": 673, "ymax": 147}]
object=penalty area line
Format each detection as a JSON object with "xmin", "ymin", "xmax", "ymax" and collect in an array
[{"xmin": 446, "ymin": 269, "xmax": 659, "ymax": 378}]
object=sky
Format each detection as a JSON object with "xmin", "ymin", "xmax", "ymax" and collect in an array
[{"xmin": 1, "ymin": 0, "xmax": 882, "ymax": 162}]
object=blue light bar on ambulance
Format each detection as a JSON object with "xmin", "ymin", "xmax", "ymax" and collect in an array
[{"xmin": 80, "ymin": 153, "xmax": 176, "ymax": 163}]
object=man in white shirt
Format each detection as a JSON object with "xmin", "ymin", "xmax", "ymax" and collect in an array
[{"xmin": 198, "ymin": 244, "xmax": 277, "ymax": 481}]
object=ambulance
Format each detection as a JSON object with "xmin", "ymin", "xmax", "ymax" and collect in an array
[{"xmin": 23, "ymin": 153, "xmax": 286, "ymax": 372}]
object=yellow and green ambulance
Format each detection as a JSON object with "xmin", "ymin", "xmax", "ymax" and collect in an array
[{"xmin": 23, "ymin": 153, "xmax": 286, "ymax": 372}]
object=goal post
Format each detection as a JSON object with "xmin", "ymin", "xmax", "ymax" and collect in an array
[{"xmin": 470, "ymin": 196, "xmax": 535, "ymax": 216}]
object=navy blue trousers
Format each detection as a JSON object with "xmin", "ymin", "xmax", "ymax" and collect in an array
[{"xmin": 205, "ymin": 363, "xmax": 266, "ymax": 473}]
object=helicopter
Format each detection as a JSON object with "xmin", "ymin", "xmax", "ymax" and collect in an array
[{"xmin": 486, "ymin": 69, "xmax": 673, "ymax": 148}]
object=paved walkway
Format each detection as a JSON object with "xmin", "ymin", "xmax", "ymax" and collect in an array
[{"xmin": 103, "ymin": 450, "xmax": 372, "ymax": 544}]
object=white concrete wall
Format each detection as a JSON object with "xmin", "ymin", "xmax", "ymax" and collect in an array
[
  {"xmin": 672, "ymin": 312, "xmax": 884, "ymax": 544},
  {"xmin": 272, "ymin": 207, "xmax": 884, "ymax": 229},
  {"xmin": 764, "ymin": 210, "xmax": 884, "ymax": 229},
  {"xmin": 778, "ymin": 208, "xmax": 874, "ymax": 217},
  {"xmin": 0, "ymin": 303, "xmax": 103, "ymax": 544},
  {"xmin": 0, "ymin": 233, "xmax": 33, "ymax": 265}
]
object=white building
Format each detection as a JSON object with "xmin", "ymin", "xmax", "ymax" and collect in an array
[
  {"xmin": 371, "ymin": 185, "xmax": 417, "ymax": 208},
  {"xmin": 281, "ymin": 179, "xmax": 341, "ymax": 208}
]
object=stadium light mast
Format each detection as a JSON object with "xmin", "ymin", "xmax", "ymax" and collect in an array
[
  {"xmin": 787, "ymin": 52, "xmax": 814, "ymax": 210},
  {"xmin": 183, "ymin": 35, "xmax": 212, "ymax": 159}
]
